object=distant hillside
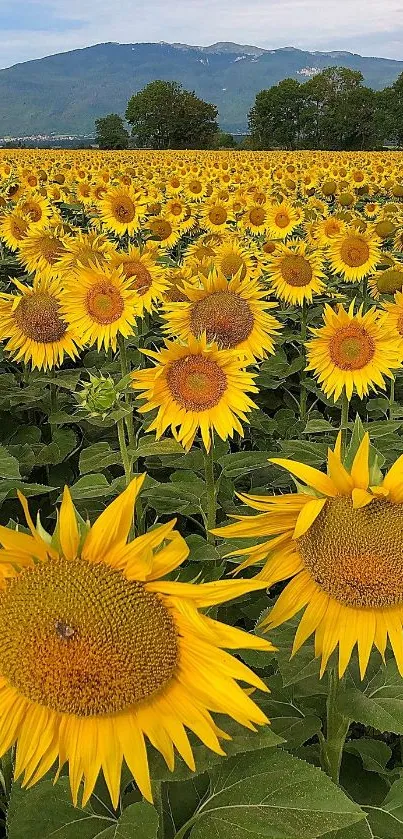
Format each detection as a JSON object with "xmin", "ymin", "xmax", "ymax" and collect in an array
[{"xmin": 1, "ymin": 41, "xmax": 403, "ymax": 136}]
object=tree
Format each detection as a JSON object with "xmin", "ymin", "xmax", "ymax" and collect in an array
[
  {"xmin": 248, "ymin": 79, "xmax": 304, "ymax": 150},
  {"xmin": 302, "ymin": 67, "xmax": 377, "ymax": 149},
  {"xmin": 95, "ymin": 114, "xmax": 129, "ymax": 150},
  {"xmin": 212, "ymin": 131, "xmax": 237, "ymax": 149},
  {"xmin": 125, "ymin": 81, "xmax": 218, "ymax": 149},
  {"xmin": 376, "ymin": 73, "xmax": 403, "ymax": 146}
]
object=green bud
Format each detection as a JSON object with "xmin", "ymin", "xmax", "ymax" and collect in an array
[{"xmin": 76, "ymin": 374, "xmax": 119, "ymax": 418}]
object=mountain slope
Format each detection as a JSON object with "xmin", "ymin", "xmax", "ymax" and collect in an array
[{"xmin": 1, "ymin": 41, "xmax": 403, "ymax": 136}]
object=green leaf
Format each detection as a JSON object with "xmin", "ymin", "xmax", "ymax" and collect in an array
[
  {"xmin": 186, "ymin": 535, "xmax": 221, "ymax": 563},
  {"xmin": 68, "ymin": 474, "xmax": 115, "ymax": 501},
  {"xmin": 79, "ymin": 443, "xmax": 122, "ymax": 474},
  {"xmin": 0, "ymin": 445, "xmax": 21, "ymax": 479},
  {"xmin": 345, "ymin": 738, "xmax": 392, "ymax": 774},
  {"xmin": 303, "ymin": 419, "xmax": 335, "ymax": 434},
  {"xmin": 278, "ymin": 440, "xmax": 327, "ymax": 467},
  {"xmin": 134, "ymin": 438, "xmax": 185, "ymax": 457},
  {"xmin": 189, "ymin": 748, "xmax": 365, "ymax": 838},
  {"xmin": 338, "ymin": 659, "xmax": 403, "ymax": 733},
  {"xmin": 324, "ymin": 822, "xmax": 373, "ymax": 839},
  {"xmin": 366, "ymin": 779, "xmax": 403, "ymax": 838},
  {"xmin": 7, "ymin": 777, "xmax": 158, "ymax": 839},
  {"xmin": 218, "ymin": 452, "xmax": 275, "ymax": 478}
]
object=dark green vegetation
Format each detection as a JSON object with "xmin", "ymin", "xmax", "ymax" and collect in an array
[
  {"xmin": 125, "ymin": 81, "xmax": 218, "ymax": 149},
  {"xmin": 94, "ymin": 113, "xmax": 129, "ymax": 150},
  {"xmin": 2, "ymin": 41, "xmax": 403, "ymax": 136},
  {"xmin": 249, "ymin": 66, "xmax": 402, "ymax": 150}
]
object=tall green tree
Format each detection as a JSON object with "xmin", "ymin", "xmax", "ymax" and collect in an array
[
  {"xmin": 302, "ymin": 67, "xmax": 377, "ymax": 149},
  {"xmin": 248, "ymin": 79, "xmax": 304, "ymax": 149},
  {"xmin": 376, "ymin": 72, "xmax": 403, "ymax": 146},
  {"xmin": 95, "ymin": 114, "xmax": 129, "ymax": 150},
  {"xmin": 125, "ymin": 81, "xmax": 218, "ymax": 149}
]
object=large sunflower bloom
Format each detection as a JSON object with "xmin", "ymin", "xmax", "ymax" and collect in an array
[
  {"xmin": 265, "ymin": 240, "xmax": 327, "ymax": 305},
  {"xmin": 214, "ymin": 434, "xmax": 403, "ymax": 679},
  {"xmin": 131, "ymin": 334, "xmax": 258, "ymax": 451},
  {"xmin": 0, "ymin": 477, "xmax": 272, "ymax": 807},
  {"xmin": 368, "ymin": 265, "xmax": 403, "ymax": 300},
  {"xmin": 383, "ymin": 290, "xmax": 403, "ymax": 346},
  {"xmin": 0, "ymin": 209, "xmax": 30, "ymax": 251},
  {"xmin": 213, "ymin": 238, "xmax": 259, "ymax": 282},
  {"xmin": 98, "ymin": 186, "xmax": 146, "ymax": 236},
  {"xmin": 306, "ymin": 301, "xmax": 402, "ymax": 401},
  {"xmin": 17, "ymin": 225, "xmax": 68, "ymax": 280},
  {"xmin": 61, "ymin": 262, "xmax": 137, "ymax": 351},
  {"xmin": 266, "ymin": 201, "xmax": 302, "ymax": 240},
  {"xmin": 0, "ymin": 278, "xmax": 81, "ymax": 370},
  {"xmin": 162, "ymin": 268, "xmax": 281, "ymax": 361},
  {"xmin": 328, "ymin": 229, "xmax": 381, "ymax": 282}
]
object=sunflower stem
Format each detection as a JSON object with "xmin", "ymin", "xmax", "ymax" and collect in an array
[
  {"xmin": 173, "ymin": 814, "xmax": 199, "ymax": 839},
  {"xmin": 204, "ymin": 441, "xmax": 216, "ymax": 544},
  {"xmin": 321, "ymin": 669, "xmax": 350, "ymax": 785},
  {"xmin": 118, "ymin": 333, "xmax": 135, "ymax": 449},
  {"xmin": 117, "ymin": 416, "xmax": 132, "ymax": 488},
  {"xmin": 389, "ymin": 377, "xmax": 395, "ymax": 420},
  {"xmin": 300, "ymin": 300, "xmax": 308, "ymax": 422},
  {"xmin": 340, "ymin": 392, "xmax": 350, "ymax": 457}
]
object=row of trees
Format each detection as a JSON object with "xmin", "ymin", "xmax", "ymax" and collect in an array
[
  {"xmin": 248, "ymin": 67, "xmax": 403, "ymax": 150},
  {"xmin": 95, "ymin": 69, "xmax": 403, "ymax": 152}
]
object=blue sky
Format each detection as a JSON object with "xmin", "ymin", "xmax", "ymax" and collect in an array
[{"xmin": 1, "ymin": 0, "xmax": 403, "ymax": 69}]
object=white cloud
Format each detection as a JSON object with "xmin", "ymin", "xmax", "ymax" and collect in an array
[{"xmin": 1, "ymin": 0, "xmax": 403, "ymax": 68}]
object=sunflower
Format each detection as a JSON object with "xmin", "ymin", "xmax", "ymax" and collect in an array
[
  {"xmin": 214, "ymin": 433, "xmax": 403, "ymax": 678},
  {"xmin": 0, "ymin": 209, "xmax": 30, "ymax": 251},
  {"xmin": 18, "ymin": 193, "xmax": 54, "ymax": 228},
  {"xmin": 368, "ymin": 265, "xmax": 403, "ymax": 299},
  {"xmin": 383, "ymin": 291, "xmax": 403, "ymax": 345},
  {"xmin": 163, "ymin": 268, "xmax": 281, "ymax": 360},
  {"xmin": 131, "ymin": 334, "xmax": 258, "ymax": 451},
  {"xmin": 265, "ymin": 240, "xmax": 327, "ymax": 305},
  {"xmin": 163, "ymin": 266, "xmax": 198, "ymax": 303},
  {"xmin": 241, "ymin": 203, "xmax": 271, "ymax": 235},
  {"xmin": 17, "ymin": 225, "xmax": 68, "ymax": 280},
  {"xmin": 147, "ymin": 215, "xmax": 182, "ymax": 249},
  {"xmin": 266, "ymin": 201, "xmax": 301, "ymax": 239},
  {"xmin": 0, "ymin": 278, "xmax": 81, "ymax": 370},
  {"xmin": 108, "ymin": 245, "xmax": 168, "ymax": 316},
  {"xmin": 213, "ymin": 238, "xmax": 258, "ymax": 282},
  {"xmin": 315, "ymin": 215, "xmax": 346, "ymax": 246},
  {"xmin": 165, "ymin": 197, "xmax": 189, "ymax": 224},
  {"xmin": 98, "ymin": 187, "xmax": 146, "ymax": 236},
  {"xmin": 200, "ymin": 199, "xmax": 233, "ymax": 234},
  {"xmin": 0, "ymin": 478, "xmax": 272, "ymax": 807},
  {"xmin": 306, "ymin": 301, "xmax": 402, "ymax": 401},
  {"xmin": 61, "ymin": 262, "xmax": 137, "ymax": 351},
  {"xmin": 328, "ymin": 229, "xmax": 381, "ymax": 282}
]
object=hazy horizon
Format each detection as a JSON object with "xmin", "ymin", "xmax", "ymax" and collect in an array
[{"xmin": 0, "ymin": 0, "xmax": 403, "ymax": 70}]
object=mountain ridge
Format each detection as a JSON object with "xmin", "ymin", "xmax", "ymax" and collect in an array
[{"xmin": 1, "ymin": 41, "xmax": 402, "ymax": 137}]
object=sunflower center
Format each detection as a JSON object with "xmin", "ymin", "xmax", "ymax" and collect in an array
[
  {"xmin": 150, "ymin": 219, "xmax": 172, "ymax": 240},
  {"xmin": 170, "ymin": 202, "xmax": 183, "ymax": 216},
  {"xmin": 280, "ymin": 255, "xmax": 313, "ymax": 287},
  {"xmin": 122, "ymin": 261, "xmax": 153, "ymax": 295},
  {"xmin": 329, "ymin": 324, "xmax": 375, "ymax": 370},
  {"xmin": 274, "ymin": 211, "xmax": 290, "ymax": 229},
  {"xmin": 14, "ymin": 293, "xmax": 67, "ymax": 343},
  {"xmin": 0, "ymin": 557, "xmax": 178, "ymax": 716},
  {"xmin": 340, "ymin": 237, "xmax": 370, "ymax": 267},
  {"xmin": 40, "ymin": 236, "xmax": 64, "ymax": 266},
  {"xmin": 249, "ymin": 208, "xmax": 266, "ymax": 226},
  {"xmin": 166, "ymin": 354, "xmax": 227, "ymax": 411},
  {"xmin": 10, "ymin": 218, "xmax": 29, "ymax": 240},
  {"xmin": 376, "ymin": 269, "xmax": 403, "ymax": 295},
  {"xmin": 297, "ymin": 497, "xmax": 403, "ymax": 608},
  {"xmin": 112, "ymin": 197, "xmax": 136, "ymax": 223},
  {"xmin": 208, "ymin": 207, "xmax": 227, "ymax": 225},
  {"xmin": 21, "ymin": 202, "xmax": 42, "ymax": 223},
  {"xmin": 190, "ymin": 290, "xmax": 254, "ymax": 348},
  {"xmin": 220, "ymin": 253, "xmax": 246, "ymax": 280},
  {"xmin": 86, "ymin": 282, "xmax": 124, "ymax": 324}
]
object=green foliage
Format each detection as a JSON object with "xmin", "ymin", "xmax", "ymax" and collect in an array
[
  {"xmin": 249, "ymin": 66, "xmax": 381, "ymax": 150},
  {"xmin": 125, "ymin": 81, "xmax": 218, "ymax": 149},
  {"xmin": 94, "ymin": 113, "xmax": 129, "ymax": 150}
]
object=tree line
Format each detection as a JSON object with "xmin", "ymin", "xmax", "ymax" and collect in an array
[{"xmin": 95, "ymin": 68, "xmax": 403, "ymax": 152}]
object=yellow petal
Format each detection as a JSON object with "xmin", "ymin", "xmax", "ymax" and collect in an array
[
  {"xmin": 352, "ymin": 488, "xmax": 374, "ymax": 510},
  {"xmin": 146, "ymin": 578, "xmax": 269, "ymax": 607},
  {"xmin": 327, "ymin": 449, "xmax": 353, "ymax": 495},
  {"xmin": 59, "ymin": 486, "xmax": 79, "ymax": 561},
  {"xmin": 82, "ymin": 475, "xmax": 146, "ymax": 562},
  {"xmin": 270, "ymin": 458, "xmax": 337, "ymax": 497},
  {"xmin": 350, "ymin": 434, "xmax": 370, "ymax": 490},
  {"xmin": 293, "ymin": 498, "xmax": 327, "ymax": 539}
]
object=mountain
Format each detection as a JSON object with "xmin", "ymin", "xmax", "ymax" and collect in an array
[{"xmin": 1, "ymin": 41, "xmax": 403, "ymax": 137}]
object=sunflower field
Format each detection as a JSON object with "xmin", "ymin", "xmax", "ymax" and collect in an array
[{"xmin": 1, "ymin": 148, "xmax": 403, "ymax": 838}]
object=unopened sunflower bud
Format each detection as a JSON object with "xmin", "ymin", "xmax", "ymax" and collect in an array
[{"xmin": 76, "ymin": 374, "xmax": 119, "ymax": 418}]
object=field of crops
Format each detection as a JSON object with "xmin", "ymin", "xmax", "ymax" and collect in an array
[{"xmin": 0, "ymin": 148, "xmax": 403, "ymax": 838}]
